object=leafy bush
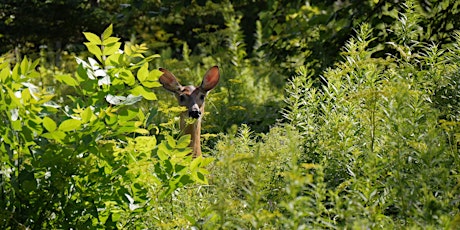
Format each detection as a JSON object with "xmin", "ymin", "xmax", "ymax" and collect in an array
[
  {"xmin": 0, "ymin": 25, "xmax": 212, "ymax": 229},
  {"xmin": 283, "ymin": 21, "xmax": 460, "ymax": 228}
]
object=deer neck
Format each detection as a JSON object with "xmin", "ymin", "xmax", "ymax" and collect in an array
[{"xmin": 180, "ymin": 107, "xmax": 204, "ymax": 158}]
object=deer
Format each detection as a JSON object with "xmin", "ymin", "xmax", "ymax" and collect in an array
[{"xmin": 159, "ymin": 66, "xmax": 220, "ymax": 158}]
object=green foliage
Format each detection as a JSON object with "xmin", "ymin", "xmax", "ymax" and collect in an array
[
  {"xmin": 1, "ymin": 1, "xmax": 460, "ymax": 228},
  {"xmin": 283, "ymin": 21, "xmax": 460, "ymax": 228},
  {"xmin": 0, "ymin": 25, "xmax": 211, "ymax": 229}
]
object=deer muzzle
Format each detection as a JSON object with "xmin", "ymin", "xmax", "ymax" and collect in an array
[{"xmin": 189, "ymin": 104, "xmax": 201, "ymax": 119}]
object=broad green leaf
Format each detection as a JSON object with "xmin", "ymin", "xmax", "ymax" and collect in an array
[
  {"xmin": 103, "ymin": 37, "xmax": 120, "ymax": 46},
  {"xmin": 177, "ymin": 134, "xmax": 191, "ymax": 148},
  {"xmin": 119, "ymin": 69, "xmax": 135, "ymax": 86},
  {"xmin": 76, "ymin": 64, "xmax": 88, "ymax": 81},
  {"xmin": 124, "ymin": 43, "xmax": 132, "ymax": 56},
  {"xmin": 157, "ymin": 142, "xmax": 169, "ymax": 160},
  {"xmin": 190, "ymin": 157, "xmax": 201, "ymax": 171},
  {"xmin": 166, "ymin": 135, "xmax": 176, "ymax": 149},
  {"xmin": 194, "ymin": 169, "xmax": 208, "ymax": 184},
  {"xmin": 179, "ymin": 175, "xmax": 194, "ymax": 185},
  {"xmin": 58, "ymin": 119, "xmax": 82, "ymax": 131},
  {"xmin": 0, "ymin": 66, "xmax": 10, "ymax": 82},
  {"xmin": 42, "ymin": 130, "xmax": 66, "ymax": 143},
  {"xmin": 56, "ymin": 74, "xmax": 79, "ymax": 86},
  {"xmin": 141, "ymin": 69, "xmax": 163, "ymax": 88},
  {"xmin": 81, "ymin": 107, "xmax": 93, "ymax": 123},
  {"xmin": 131, "ymin": 85, "xmax": 157, "ymax": 100},
  {"xmin": 84, "ymin": 42, "xmax": 102, "ymax": 59},
  {"xmin": 12, "ymin": 120, "xmax": 22, "ymax": 131},
  {"xmin": 83, "ymin": 32, "xmax": 102, "ymax": 45},
  {"xmin": 173, "ymin": 148, "xmax": 192, "ymax": 158},
  {"xmin": 175, "ymin": 164, "xmax": 187, "ymax": 174},
  {"xmin": 103, "ymin": 42, "xmax": 121, "ymax": 56},
  {"xmin": 43, "ymin": 116, "xmax": 57, "ymax": 132},
  {"xmin": 105, "ymin": 53, "xmax": 122, "ymax": 66},
  {"xmin": 137, "ymin": 62, "xmax": 149, "ymax": 83},
  {"xmin": 135, "ymin": 136, "xmax": 157, "ymax": 152},
  {"xmin": 101, "ymin": 24, "xmax": 113, "ymax": 40}
]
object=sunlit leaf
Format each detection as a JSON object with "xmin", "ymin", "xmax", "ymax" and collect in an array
[
  {"xmin": 56, "ymin": 74, "xmax": 79, "ymax": 86},
  {"xmin": 176, "ymin": 134, "xmax": 191, "ymax": 148},
  {"xmin": 131, "ymin": 85, "xmax": 157, "ymax": 100},
  {"xmin": 101, "ymin": 24, "xmax": 113, "ymax": 40},
  {"xmin": 135, "ymin": 136, "xmax": 157, "ymax": 152},
  {"xmin": 58, "ymin": 119, "xmax": 82, "ymax": 132},
  {"xmin": 43, "ymin": 116, "xmax": 57, "ymax": 132},
  {"xmin": 81, "ymin": 107, "xmax": 93, "ymax": 123},
  {"xmin": 139, "ymin": 63, "xmax": 150, "ymax": 82},
  {"xmin": 141, "ymin": 69, "xmax": 163, "ymax": 88},
  {"xmin": 83, "ymin": 32, "xmax": 102, "ymax": 45},
  {"xmin": 103, "ymin": 42, "xmax": 121, "ymax": 56},
  {"xmin": 84, "ymin": 43, "xmax": 102, "ymax": 59},
  {"xmin": 166, "ymin": 135, "xmax": 176, "ymax": 149}
]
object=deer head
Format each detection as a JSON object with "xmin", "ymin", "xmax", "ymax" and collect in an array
[{"xmin": 159, "ymin": 66, "xmax": 220, "ymax": 157}]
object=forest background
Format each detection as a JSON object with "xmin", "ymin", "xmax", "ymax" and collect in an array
[{"xmin": 1, "ymin": 0, "xmax": 460, "ymax": 228}]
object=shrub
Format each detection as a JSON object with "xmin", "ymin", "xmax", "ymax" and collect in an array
[{"xmin": 283, "ymin": 21, "xmax": 460, "ymax": 228}]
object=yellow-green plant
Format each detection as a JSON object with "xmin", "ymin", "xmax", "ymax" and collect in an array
[{"xmin": 0, "ymin": 25, "xmax": 213, "ymax": 229}]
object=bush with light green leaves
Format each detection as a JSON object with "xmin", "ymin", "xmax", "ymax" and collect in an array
[{"xmin": 0, "ymin": 25, "xmax": 212, "ymax": 229}]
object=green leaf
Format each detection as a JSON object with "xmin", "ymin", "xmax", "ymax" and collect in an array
[
  {"xmin": 137, "ymin": 62, "xmax": 149, "ymax": 83},
  {"xmin": 177, "ymin": 134, "xmax": 191, "ymax": 148},
  {"xmin": 166, "ymin": 135, "xmax": 176, "ymax": 149},
  {"xmin": 84, "ymin": 42, "xmax": 102, "ymax": 59},
  {"xmin": 134, "ymin": 128, "xmax": 149, "ymax": 134},
  {"xmin": 101, "ymin": 24, "xmax": 113, "ymax": 40},
  {"xmin": 83, "ymin": 32, "xmax": 102, "ymax": 45},
  {"xmin": 42, "ymin": 130, "xmax": 66, "ymax": 143},
  {"xmin": 179, "ymin": 175, "xmax": 194, "ymax": 185},
  {"xmin": 103, "ymin": 37, "xmax": 120, "ymax": 46},
  {"xmin": 135, "ymin": 136, "xmax": 157, "ymax": 152},
  {"xmin": 20, "ymin": 56, "xmax": 28, "ymax": 75},
  {"xmin": 0, "ymin": 66, "xmax": 10, "ymax": 82},
  {"xmin": 76, "ymin": 63, "xmax": 88, "ymax": 81},
  {"xmin": 81, "ymin": 107, "xmax": 93, "ymax": 123},
  {"xmin": 131, "ymin": 85, "xmax": 157, "ymax": 100},
  {"xmin": 56, "ymin": 74, "xmax": 79, "ymax": 86},
  {"xmin": 103, "ymin": 42, "xmax": 121, "ymax": 56},
  {"xmin": 157, "ymin": 146, "xmax": 168, "ymax": 161},
  {"xmin": 119, "ymin": 68, "xmax": 135, "ymax": 86},
  {"xmin": 58, "ymin": 119, "xmax": 82, "ymax": 131},
  {"xmin": 43, "ymin": 116, "xmax": 57, "ymax": 132},
  {"xmin": 12, "ymin": 63, "xmax": 20, "ymax": 80},
  {"xmin": 105, "ymin": 53, "xmax": 122, "ymax": 66},
  {"xmin": 141, "ymin": 69, "xmax": 163, "ymax": 88}
]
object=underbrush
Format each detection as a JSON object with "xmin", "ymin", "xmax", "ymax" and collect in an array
[{"xmin": 1, "ymin": 7, "xmax": 460, "ymax": 229}]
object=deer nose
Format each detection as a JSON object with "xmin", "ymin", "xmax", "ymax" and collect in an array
[{"xmin": 189, "ymin": 110, "xmax": 201, "ymax": 119}]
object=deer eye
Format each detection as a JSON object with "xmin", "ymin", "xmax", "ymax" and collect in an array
[
  {"xmin": 179, "ymin": 95, "xmax": 186, "ymax": 102},
  {"xmin": 200, "ymin": 94, "xmax": 205, "ymax": 101}
]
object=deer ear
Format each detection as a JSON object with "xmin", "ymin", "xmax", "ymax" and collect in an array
[
  {"xmin": 159, "ymin": 68, "xmax": 183, "ymax": 93},
  {"xmin": 200, "ymin": 66, "xmax": 220, "ymax": 92}
]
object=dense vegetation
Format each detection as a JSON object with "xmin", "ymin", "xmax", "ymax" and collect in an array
[{"xmin": 1, "ymin": 0, "xmax": 459, "ymax": 229}]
